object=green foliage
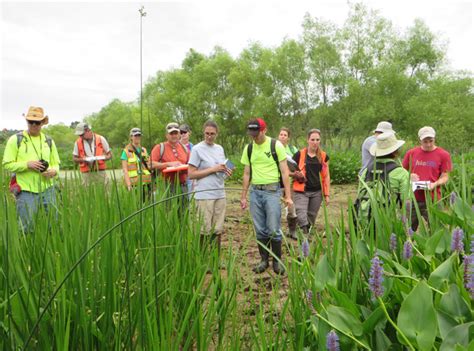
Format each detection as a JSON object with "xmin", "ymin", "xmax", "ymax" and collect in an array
[{"xmin": 326, "ymin": 148, "xmax": 361, "ymax": 184}]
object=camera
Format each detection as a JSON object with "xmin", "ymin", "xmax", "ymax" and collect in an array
[{"xmin": 39, "ymin": 159, "xmax": 49, "ymax": 172}]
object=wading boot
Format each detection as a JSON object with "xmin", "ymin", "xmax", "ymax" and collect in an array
[
  {"xmin": 287, "ymin": 216, "xmax": 298, "ymax": 240},
  {"xmin": 253, "ymin": 239, "xmax": 270, "ymax": 273},
  {"xmin": 271, "ymin": 240, "xmax": 285, "ymax": 275}
]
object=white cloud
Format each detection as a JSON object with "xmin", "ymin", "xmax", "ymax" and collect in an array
[{"xmin": 1, "ymin": 1, "xmax": 472, "ymax": 130}]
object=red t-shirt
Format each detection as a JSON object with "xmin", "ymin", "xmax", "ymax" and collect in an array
[
  {"xmin": 402, "ymin": 146, "xmax": 452, "ymax": 202},
  {"xmin": 151, "ymin": 142, "xmax": 189, "ymax": 184}
]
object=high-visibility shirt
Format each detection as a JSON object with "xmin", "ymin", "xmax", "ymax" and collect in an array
[
  {"xmin": 122, "ymin": 144, "xmax": 152, "ymax": 185},
  {"xmin": 2, "ymin": 131, "xmax": 60, "ymax": 193}
]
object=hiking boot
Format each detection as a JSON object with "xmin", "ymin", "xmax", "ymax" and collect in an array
[
  {"xmin": 287, "ymin": 216, "xmax": 298, "ymax": 240},
  {"xmin": 301, "ymin": 225, "xmax": 309, "ymax": 235},
  {"xmin": 253, "ymin": 239, "xmax": 270, "ymax": 273},
  {"xmin": 271, "ymin": 240, "xmax": 285, "ymax": 275}
]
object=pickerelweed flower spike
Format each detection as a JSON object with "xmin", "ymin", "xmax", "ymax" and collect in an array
[
  {"xmin": 465, "ymin": 255, "xmax": 474, "ymax": 300},
  {"xmin": 451, "ymin": 227, "xmax": 464, "ymax": 253},
  {"xmin": 470, "ymin": 235, "xmax": 474, "ymax": 255},
  {"xmin": 326, "ymin": 330, "xmax": 340, "ymax": 351},
  {"xmin": 403, "ymin": 240, "xmax": 413, "ymax": 260},
  {"xmin": 463, "ymin": 255, "xmax": 471, "ymax": 290},
  {"xmin": 390, "ymin": 233, "xmax": 397, "ymax": 252},
  {"xmin": 369, "ymin": 255, "xmax": 384, "ymax": 299},
  {"xmin": 301, "ymin": 239, "xmax": 310, "ymax": 258},
  {"xmin": 449, "ymin": 191, "xmax": 457, "ymax": 205},
  {"xmin": 401, "ymin": 215, "xmax": 407, "ymax": 226}
]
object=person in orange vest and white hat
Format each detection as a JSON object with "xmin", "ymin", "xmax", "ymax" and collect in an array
[{"xmin": 72, "ymin": 122, "xmax": 112, "ymax": 185}]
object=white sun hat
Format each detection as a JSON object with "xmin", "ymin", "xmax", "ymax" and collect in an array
[{"xmin": 369, "ymin": 132, "xmax": 405, "ymax": 157}]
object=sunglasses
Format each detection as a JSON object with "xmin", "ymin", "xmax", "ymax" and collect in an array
[
  {"xmin": 180, "ymin": 130, "xmax": 188, "ymax": 134},
  {"xmin": 28, "ymin": 120, "xmax": 42, "ymax": 126}
]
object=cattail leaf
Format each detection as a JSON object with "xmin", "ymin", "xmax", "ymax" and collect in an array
[{"xmin": 397, "ymin": 281, "xmax": 437, "ymax": 351}]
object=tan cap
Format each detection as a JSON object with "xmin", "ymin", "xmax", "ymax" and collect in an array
[
  {"xmin": 418, "ymin": 126, "xmax": 435, "ymax": 140},
  {"xmin": 373, "ymin": 121, "xmax": 394, "ymax": 134},
  {"xmin": 166, "ymin": 122, "xmax": 180, "ymax": 133},
  {"xmin": 75, "ymin": 122, "xmax": 91, "ymax": 136}
]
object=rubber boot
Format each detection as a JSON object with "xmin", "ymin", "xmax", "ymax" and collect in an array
[
  {"xmin": 287, "ymin": 216, "xmax": 298, "ymax": 240},
  {"xmin": 253, "ymin": 239, "xmax": 270, "ymax": 273},
  {"xmin": 301, "ymin": 225, "xmax": 309, "ymax": 235},
  {"xmin": 271, "ymin": 240, "xmax": 285, "ymax": 275}
]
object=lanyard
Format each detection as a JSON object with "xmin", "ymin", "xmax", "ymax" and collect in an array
[{"xmin": 27, "ymin": 133, "xmax": 43, "ymax": 160}]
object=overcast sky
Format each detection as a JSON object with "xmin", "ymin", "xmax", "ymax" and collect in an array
[{"xmin": 1, "ymin": 0, "xmax": 472, "ymax": 130}]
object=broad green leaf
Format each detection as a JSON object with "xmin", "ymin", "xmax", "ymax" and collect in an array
[
  {"xmin": 437, "ymin": 310, "xmax": 458, "ymax": 339},
  {"xmin": 424, "ymin": 228, "xmax": 447, "ymax": 256},
  {"xmin": 313, "ymin": 254, "xmax": 336, "ymax": 291},
  {"xmin": 428, "ymin": 254, "xmax": 456, "ymax": 290},
  {"xmin": 438, "ymin": 284, "xmax": 471, "ymax": 323},
  {"xmin": 440, "ymin": 322, "xmax": 474, "ymax": 351},
  {"xmin": 362, "ymin": 306, "xmax": 385, "ymax": 335},
  {"xmin": 327, "ymin": 305, "xmax": 363, "ymax": 336},
  {"xmin": 374, "ymin": 327, "xmax": 392, "ymax": 351},
  {"xmin": 326, "ymin": 285, "xmax": 359, "ymax": 316},
  {"xmin": 397, "ymin": 281, "xmax": 438, "ymax": 351}
]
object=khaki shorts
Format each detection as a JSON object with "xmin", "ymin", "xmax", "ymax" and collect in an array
[
  {"xmin": 82, "ymin": 171, "xmax": 108, "ymax": 186},
  {"xmin": 196, "ymin": 198, "xmax": 226, "ymax": 235}
]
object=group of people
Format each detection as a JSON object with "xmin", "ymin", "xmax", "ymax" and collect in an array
[{"xmin": 3, "ymin": 106, "xmax": 452, "ymax": 277}]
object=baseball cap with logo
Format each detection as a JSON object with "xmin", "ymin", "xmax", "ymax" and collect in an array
[
  {"xmin": 373, "ymin": 121, "xmax": 395, "ymax": 134},
  {"xmin": 75, "ymin": 122, "xmax": 91, "ymax": 136},
  {"xmin": 247, "ymin": 118, "xmax": 267, "ymax": 136},
  {"xmin": 418, "ymin": 126, "xmax": 436, "ymax": 140},
  {"xmin": 166, "ymin": 122, "xmax": 180, "ymax": 133}
]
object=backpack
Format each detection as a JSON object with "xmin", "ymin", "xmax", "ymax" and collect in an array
[
  {"xmin": 247, "ymin": 138, "xmax": 283, "ymax": 187},
  {"xmin": 16, "ymin": 131, "xmax": 53, "ymax": 150},
  {"xmin": 354, "ymin": 160, "xmax": 401, "ymax": 225}
]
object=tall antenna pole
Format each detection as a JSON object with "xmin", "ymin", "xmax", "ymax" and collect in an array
[{"xmin": 139, "ymin": 6, "xmax": 146, "ymax": 132}]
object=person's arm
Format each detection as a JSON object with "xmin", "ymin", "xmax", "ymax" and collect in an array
[
  {"xmin": 122, "ymin": 159, "xmax": 132, "ymax": 190},
  {"xmin": 429, "ymin": 172, "xmax": 449, "ymax": 190},
  {"xmin": 279, "ymin": 160, "xmax": 293, "ymax": 207},
  {"xmin": 150, "ymin": 144, "xmax": 181, "ymax": 170},
  {"xmin": 188, "ymin": 164, "xmax": 228, "ymax": 180},
  {"xmin": 104, "ymin": 150, "xmax": 112, "ymax": 161},
  {"xmin": 102, "ymin": 137, "xmax": 113, "ymax": 160},
  {"xmin": 240, "ymin": 165, "xmax": 251, "ymax": 210},
  {"xmin": 2, "ymin": 136, "xmax": 30, "ymax": 173}
]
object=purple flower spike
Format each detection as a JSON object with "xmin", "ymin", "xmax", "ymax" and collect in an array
[
  {"xmin": 407, "ymin": 227, "xmax": 415, "ymax": 239},
  {"xmin": 369, "ymin": 256, "xmax": 384, "ymax": 299},
  {"xmin": 463, "ymin": 255, "xmax": 471, "ymax": 290},
  {"xmin": 449, "ymin": 191, "xmax": 457, "ymax": 205},
  {"xmin": 390, "ymin": 233, "xmax": 397, "ymax": 252},
  {"xmin": 403, "ymin": 240, "xmax": 413, "ymax": 260},
  {"xmin": 306, "ymin": 289, "xmax": 313, "ymax": 302},
  {"xmin": 301, "ymin": 239, "xmax": 310, "ymax": 258},
  {"xmin": 464, "ymin": 255, "xmax": 474, "ymax": 299},
  {"xmin": 451, "ymin": 227, "xmax": 464, "ymax": 253},
  {"xmin": 470, "ymin": 235, "xmax": 474, "ymax": 255},
  {"xmin": 326, "ymin": 330, "xmax": 340, "ymax": 351},
  {"xmin": 401, "ymin": 215, "xmax": 407, "ymax": 226}
]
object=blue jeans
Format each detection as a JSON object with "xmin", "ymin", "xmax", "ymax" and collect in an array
[
  {"xmin": 249, "ymin": 187, "xmax": 283, "ymax": 242},
  {"xmin": 16, "ymin": 186, "xmax": 57, "ymax": 233}
]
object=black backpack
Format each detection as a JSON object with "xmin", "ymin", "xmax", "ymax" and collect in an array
[
  {"xmin": 354, "ymin": 160, "xmax": 401, "ymax": 225},
  {"xmin": 247, "ymin": 138, "xmax": 283, "ymax": 187}
]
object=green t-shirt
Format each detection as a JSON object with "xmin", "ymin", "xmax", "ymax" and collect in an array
[
  {"xmin": 121, "ymin": 147, "xmax": 142, "ymax": 161},
  {"xmin": 284, "ymin": 144, "xmax": 298, "ymax": 156},
  {"xmin": 241, "ymin": 136, "xmax": 287, "ymax": 185},
  {"xmin": 2, "ymin": 131, "xmax": 60, "ymax": 193}
]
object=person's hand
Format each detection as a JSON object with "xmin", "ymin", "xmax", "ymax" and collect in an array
[
  {"xmin": 283, "ymin": 196, "xmax": 293, "ymax": 208},
  {"xmin": 27, "ymin": 161, "xmax": 45, "ymax": 172},
  {"xmin": 41, "ymin": 168, "xmax": 57, "ymax": 178},
  {"xmin": 410, "ymin": 173, "xmax": 420, "ymax": 182},
  {"xmin": 224, "ymin": 167, "xmax": 233, "ymax": 178},
  {"xmin": 324, "ymin": 195, "xmax": 330, "ymax": 205},
  {"xmin": 293, "ymin": 171, "xmax": 306, "ymax": 183},
  {"xmin": 428, "ymin": 181, "xmax": 437, "ymax": 190},
  {"xmin": 240, "ymin": 197, "xmax": 248, "ymax": 210},
  {"xmin": 167, "ymin": 161, "xmax": 182, "ymax": 167},
  {"xmin": 213, "ymin": 164, "xmax": 227, "ymax": 173},
  {"xmin": 127, "ymin": 184, "xmax": 132, "ymax": 191}
]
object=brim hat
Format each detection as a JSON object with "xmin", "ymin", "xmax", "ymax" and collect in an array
[
  {"xmin": 369, "ymin": 132, "xmax": 405, "ymax": 157},
  {"xmin": 373, "ymin": 121, "xmax": 394, "ymax": 134},
  {"xmin": 24, "ymin": 106, "xmax": 49, "ymax": 125},
  {"xmin": 179, "ymin": 124, "xmax": 191, "ymax": 133}
]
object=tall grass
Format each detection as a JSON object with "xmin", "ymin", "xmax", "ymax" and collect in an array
[{"xmin": 1, "ymin": 161, "xmax": 473, "ymax": 350}]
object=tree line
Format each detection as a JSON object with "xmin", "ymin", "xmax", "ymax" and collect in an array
[{"xmin": 4, "ymin": 4, "xmax": 471, "ymax": 156}]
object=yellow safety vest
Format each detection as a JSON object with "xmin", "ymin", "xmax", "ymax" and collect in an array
[{"xmin": 124, "ymin": 144, "xmax": 152, "ymax": 185}]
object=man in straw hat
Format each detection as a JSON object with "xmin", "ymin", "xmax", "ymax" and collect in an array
[
  {"xmin": 2, "ymin": 106, "xmax": 60, "ymax": 233},
  {"xmin": 73, "ymin": 122, "xmax": 112, "ymax": 185},
  {"xmin": 360, "ymin": 121, "xmax": 396, "ymax": 175},
  {"xmin": 402, "ymin": 126, "xmax": 452, "ymax": 231},
  {"xmin": 355, "ymin": 132, "xmax": 410, "ymax": 227}
]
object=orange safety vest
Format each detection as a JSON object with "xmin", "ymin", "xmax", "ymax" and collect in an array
[
  {"xmin": 124, "ymin": 144, "xmax": 152, "ymax": 185},
  {"xmin": 293, "ymin": 148, "xmax": 330, "ymax": 196},
  {"xmin": 76, "ymin": 133, "xmax": 107, "ymax": 173}
]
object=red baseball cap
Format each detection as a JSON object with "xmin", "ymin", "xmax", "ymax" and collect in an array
[{"xmin": 247, "ymin": 118, "xmax": 266, "ymax": 136}]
